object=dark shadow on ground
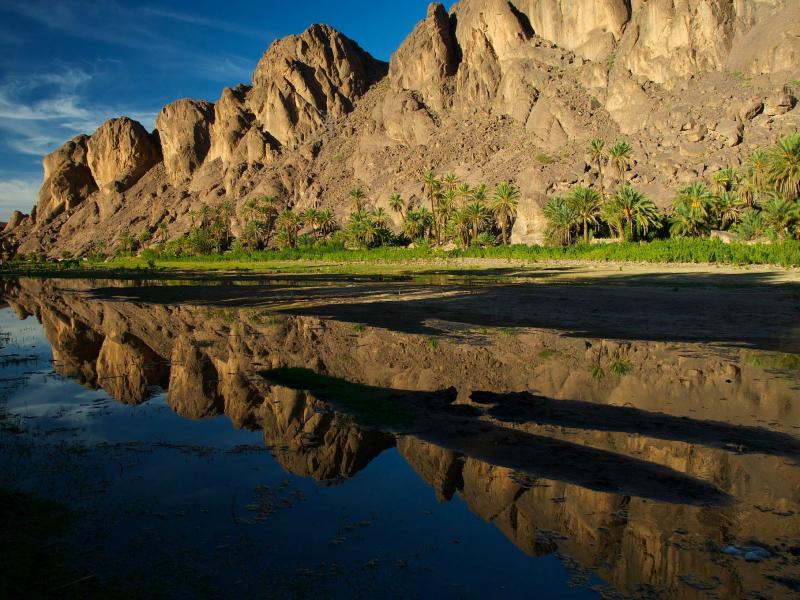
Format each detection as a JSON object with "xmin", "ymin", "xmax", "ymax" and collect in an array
[
  {"xmin": 471, "ymin": 391, "xmax": 800, "ymax": 458},
  {"xmin": 263, "ymin": 368, "xmax": 732, "ymax": 506},
  {"xmin": 82, "ymin": 270, "xmax": 800, "ymax": 352}
]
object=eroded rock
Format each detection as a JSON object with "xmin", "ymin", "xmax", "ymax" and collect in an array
[
  {"xmin": 36, "ymin": 135, "xmax": 97, "ymax": 224},
  {"xmin": 156, "ymin": 99, "xmax": 215, "ymax": 183},
  {"xmin": 86, "ymin": 117, "xmax": 161, "ymax": 191}
]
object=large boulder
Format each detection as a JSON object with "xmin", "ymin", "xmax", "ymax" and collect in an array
[
  {"xmin": 86, "ymin": 117, "xmax": 161, "ymax": 191},
  {"xmin": 155, "ymin": 99, "xmax": 215, "ymax": 183},
  {"xmin": 35, "ymin": 135, "xmax": 97, "ymax": 225}
]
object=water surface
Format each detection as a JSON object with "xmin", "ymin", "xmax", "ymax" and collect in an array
[{"xmin": 1, "ymin": 272, "xmax": 799, "ymax": 598}]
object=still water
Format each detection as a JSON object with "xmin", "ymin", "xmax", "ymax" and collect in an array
[{"xmin": 1, "ymin": 273, "xmax": 799, "ymax": 598}]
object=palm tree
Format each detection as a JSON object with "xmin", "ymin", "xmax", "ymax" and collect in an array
[
  {"xmin": 437, "ymin": 189, "xmax": 458, "ymax": 234},
  {"xmin": 736, "ymin": 173, "xmax": 757, "ymax": 209},
  {"xmin": 423, "ymin": 170, "xmax": 441, "ymax": 244},
  {"xmin": 349, "ymin": 186, "xmax": 367, "ymax": 212},
  {"xmin": 240, "ymin": 221, "xmax": 263, "ymax": 250},
  {"xmin": 711, "ymin": 168, "xmax": 737, "ymax": 195},
  {"xmin": 761, "ymin": 195, "xmax": 799, "ymax": 240},
  {"xmin": 471, "ymin": 183, "xmax": 488, "ymax": 203},
  {"xmin": 157, "ymin": 222, "xmax": 168, "ymax": 244},
  {"xmin": 443, "ymin": 173, "xmax": 459, "ymax": 191},
  {"xmin": 607, "ymin": 187, "xmax": 659, "ymax": 241},
  {"xmin": 302, "ymin": 208, "xmax": 322, "ymax": 238},
  {"xmin": 748, "ymin": 149, "xmax": 769, "ymax": 200},
  {"xmin": 403, "ymin": 209, "xmax": 426, "ymax": 241},
  {"xmin": 543, "ymin": 196, "xmax": 577, "ymax": 246},
  {"xmin": 415, "ymin": 207, "xmax": 435, "ymax": 240},
  {"xmin": 216, "ymin": 200, "xmax": 234, "ymax": 249},
  {"xmin": 371, "ymin": 207, "xmax": 389, "ymax": 228},
  {"xmin": 673, "ymin": 183, "xmax": 714, "ymax": 235},
  {"xmin": 766, "ymin": 133, "xmax": 800, "ymax": 200},
  {"xmin": 117, "ymin": 229, "xmax": 136, "ymax": 254},
  {"xmin": 713, "ymin": 191, "xmax": 743, "ymax": 230},
  {"xmin": 450, "ymin": 209, "xmax": 471, "ymax": 248},
  {"xmin": 198, "ymin": 203, "xmax": 213, "ymax": 228},
  {"xmin": 489, "ymin": 182, "xmax": 520, "ymax": 245},
  {"xmin": 463, "ymin": 201, "xmax": 489, "ymax": 244},
  {"xmin": 317, "ymin": 208, "xmax": 337, "ymax": 237},
  {"xmin": 389, "ymin": 193, "xmax": 404, "ymax": 218},
  {"xmin": 567, "ymin": 186, "xmax": 602, "ymax": 243},
  {"xmin": 587, "ymin": 138, "xmax": 607, "ymax": 198},
  {"xmin": 609, "ymin": 140, "xmax": 633, "ymax": 191},
  {"xmin": 456, "ymin": 183, "xmax": 472, "ymax": 208},
  {"xmin": 276, "ymin": 210, "xmax": 302, "ymax": 248}
]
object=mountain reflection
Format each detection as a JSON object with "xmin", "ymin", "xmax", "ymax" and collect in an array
[{"xmin": 3, "ymin": 277, "xmax": 800, "ymax": 598}]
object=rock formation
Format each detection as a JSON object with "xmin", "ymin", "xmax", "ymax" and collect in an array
[
  {"xmin": 4, "ymin": 0, "xmax": 799, "ymax": 255},
  {"xmin": 35, "ymin": 135, "xmax": 97, "ymax": 224},
  {"xmin": 156, "ymin": 99, "xmax": 215, "ymax": 184},
  {"xmin": 86, "ymin": 117, "xmax": 161, "ymax": 191}
]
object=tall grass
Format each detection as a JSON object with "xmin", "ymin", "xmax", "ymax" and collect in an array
[
  {"xmin": 148, "ymin": 238, "xmax": 800, "ymax": 267},
  {"xmin": 4, "ymin": 239, "xmax": 799, "ymax": 276}
]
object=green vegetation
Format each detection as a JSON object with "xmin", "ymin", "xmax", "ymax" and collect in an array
[
  {"xmin": 535, "ymin": 153, "xmax": 556, "ymax": 165},
  {"xmin": 261, "ymin": 368, "xmax": 414, "ymax": 429},
  {"xmin": 610, "ymin": 358, "xmax": 633, "ymax": 377},
  {"xmin": 5, "ymin": 237, "xmax": 800, "ymax": 277},
  {"xmin": 747, "ymin": 351, "xmax": 800, "ymax": 373},
  {"xmin": 541, "ymin": 133, "xmax": 800, "ymax": 248}
]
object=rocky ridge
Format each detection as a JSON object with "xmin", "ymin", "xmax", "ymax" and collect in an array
[{"xmin": 3, "ymin": 0, "xmax": 800, "ymax": 255}]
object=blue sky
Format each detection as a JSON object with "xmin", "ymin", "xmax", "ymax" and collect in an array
[{"xmin": 0, "ymin": 0, "xmax": 453, "ymax": 220}]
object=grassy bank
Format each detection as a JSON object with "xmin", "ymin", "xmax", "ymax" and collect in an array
[{"xmin": 3, "ymin": 239, "xmax": 799, "ymax": 278}]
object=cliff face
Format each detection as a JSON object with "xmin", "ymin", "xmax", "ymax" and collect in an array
[{"xmin": 4, "ymin": 0, "xmax": 800, "ymax": 255}]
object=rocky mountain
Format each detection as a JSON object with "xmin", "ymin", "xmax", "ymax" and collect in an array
[{"xmin": 3, "ymin": 0, "xmax": 800, "ymax": 256}]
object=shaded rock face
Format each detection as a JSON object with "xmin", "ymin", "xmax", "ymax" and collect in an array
[
  {"xmin": 156, "ymin": 99, "xmax": 215, "ymax": 184},
  {"xmin": 4, "ymin": 210, "xmax": 27, "ymax": 233},
  {"xmin": 36, "ymin": 135, "xmax": 97, "ymax": 224},
  {"xmin": 86, "ymin": 117, "xmax": 161, "ymax": 191},
  {"xmin": 9, "ymin": 1, "xmax": 800, "ymax": 256}
]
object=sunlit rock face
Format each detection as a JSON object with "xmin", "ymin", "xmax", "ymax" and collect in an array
[
  {"xmin": 156, "ymin": 99, "xmax": 216, "ymax": 184},
  {"xmin": 86, "ymin": 117, "xmax": 161, "ymax": 192},
  {"xmin": 246, "ymin": 24, "xmax": 388, "ymax": 150},
  {"xmin": 167, "ymin": 336, "xmax": 224, "ymax": 418},
  {"xmin": 96, "ymin": 335, "xmax": 168, "ymax": 405},
  {"xmin": 35, "ymin": 135, "xmax": 98, "ymax": 225}
]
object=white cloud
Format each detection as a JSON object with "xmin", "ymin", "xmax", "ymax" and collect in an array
[
  {"xmin": 0, "ymin": 178, "xmax": 39, "ymax": 219},
  {"xmin": 0, "ymin": 66, "xmax": 158, "ymax": 157}
]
